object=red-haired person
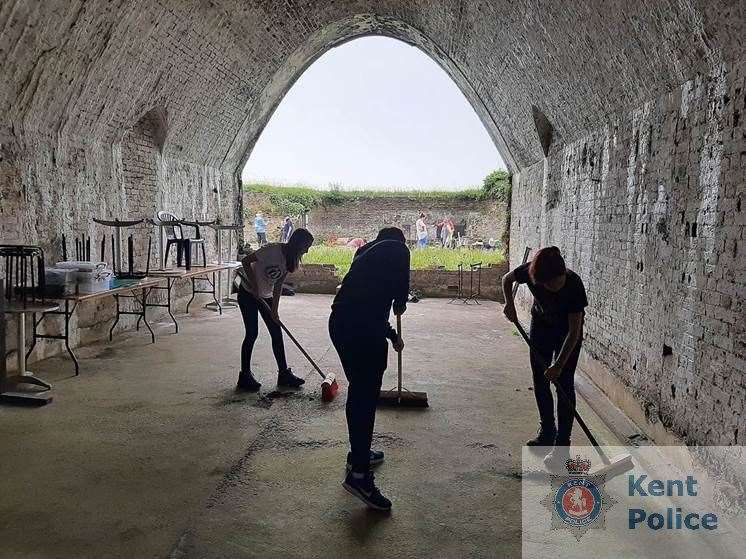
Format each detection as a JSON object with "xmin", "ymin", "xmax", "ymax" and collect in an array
[{"xmin": 501, "ymin": 247, "xmax": 588, "ymax": 470}]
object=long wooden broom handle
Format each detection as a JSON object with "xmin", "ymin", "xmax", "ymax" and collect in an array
[
  {"xmin": 513, "ymin": 319, "xmax": 610, "ymax": 464},
  {"xmin": 397, "ymin": 314, "xmax": 403, "ymax": 396},
  {"xmin": 256, "ymin": 296, "xmax": 327, "ymax": 380}
]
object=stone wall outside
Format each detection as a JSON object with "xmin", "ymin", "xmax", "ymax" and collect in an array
[{"xmin": 244, "ymin": 192, "xmax": 508, "ymax": 246}]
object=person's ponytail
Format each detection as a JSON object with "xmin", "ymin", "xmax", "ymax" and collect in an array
[{"xmin": 285, "ymin": 228, "xmax": 314, "ymax": 273}]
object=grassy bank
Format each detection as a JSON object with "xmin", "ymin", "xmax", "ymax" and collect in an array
[
  {"xmin": 302, "ymin": 245, "xmax": 505, "ymax": 277},
  {"xmin": 244, "ymin": 170, "xmax": 510, "ymax": 216}
]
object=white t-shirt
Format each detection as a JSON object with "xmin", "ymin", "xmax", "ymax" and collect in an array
[
  {"xmin": 250, "ymin": 244, "xmax": 287, "ymax": 298},
  {"xmin": 416, "ymin": 218, "xmax": 428, "ymax": 240}
]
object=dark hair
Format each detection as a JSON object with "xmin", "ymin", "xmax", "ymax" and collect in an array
[
  {"xmin": 375, "ymin": 227, "xmax": 406, "ymax": 243},
  {"xmin": 285, "ymin": 228, "xmax": 314, "ymax": 273},
  {"xmin": 529, "ymin": 246, "xmax": 566, "ymax": 284}
]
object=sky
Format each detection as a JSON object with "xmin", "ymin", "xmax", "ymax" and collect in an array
[{"xmin": 241, "ymin": 36, "xmax": 505, "ymax": 191}]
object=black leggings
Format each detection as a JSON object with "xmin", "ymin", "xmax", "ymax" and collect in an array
[
  {"xmin": 237, "ymin": 288, "xmax": 288, "ymax": 374},
  {"xmin": 529, "ymin": 318, "xmax": 582, "ymax": 445},
  {"xmin": 330, "ymin": 318, "xmax": 388, "ymax": 473}
]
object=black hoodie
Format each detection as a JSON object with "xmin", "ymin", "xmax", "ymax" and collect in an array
[{"xmin": 330, "ymin": 239, "xmax": 410, "ymax": 341}]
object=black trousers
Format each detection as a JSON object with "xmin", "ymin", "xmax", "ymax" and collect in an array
[
  {"xmin": 329, "ymin": 317, "xmax": 388, "ymax": 473},
  {"xmin": 529, "ymin": 317, "xmax": 582, "ymax": 445},
  {"xmin": 237, "ymin": 288, "xmax": 288, "ymax": 374}
]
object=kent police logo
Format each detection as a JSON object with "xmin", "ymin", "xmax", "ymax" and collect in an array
[
  {"xmin": 540, "ymin": 455, "xmax": 617, "ymax": 540},
  {"xmin": 555, "ymin": 477, "xmax": 602, "ymax": 525}
]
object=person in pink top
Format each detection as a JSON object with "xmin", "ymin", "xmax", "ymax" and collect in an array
[{"xmin": 346, "ymin": 238, "xmax": 366, "ymax": 249}]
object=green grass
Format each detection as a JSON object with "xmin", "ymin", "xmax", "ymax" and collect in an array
[{"xmin": 302, "ymin": 245, "xmax": 505, "ymax": 277}]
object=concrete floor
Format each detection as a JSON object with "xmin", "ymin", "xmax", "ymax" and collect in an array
[{"xmin": 0, "ymin": 295, "xmax": 620, "ymax": 558}]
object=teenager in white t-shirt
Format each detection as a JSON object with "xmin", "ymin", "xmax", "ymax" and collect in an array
[{"xmin": 235, "ymin": 228, "xmax": 314, "ymax": 391}]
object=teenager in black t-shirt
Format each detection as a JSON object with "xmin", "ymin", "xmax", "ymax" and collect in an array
[{"xmin": 502, "ymin": 246, "xmax": 588, "ymax": 470}]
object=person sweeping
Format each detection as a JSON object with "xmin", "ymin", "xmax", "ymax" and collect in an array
[
  {"xmin": 234, "ymin": 228, "xmax": 314, "ymax": 391},
  {"xmin": 329, "ymin": 227, "xmax": 410, "ymax": 511},
  {"xmin": 501, "ymin": 246, "xmax": 588, "ymax": 470}
]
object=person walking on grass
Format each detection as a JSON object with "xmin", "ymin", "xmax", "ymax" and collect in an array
[
  {"xmin": 329, "ymin": 227, "xmax": 409, "ymax": 512},
  {"xmin": 415, "ymin": 212, "xmax": 428, "ymax": 248},
  {"xmin": 254, "ymin": 212, "xmax": 268, "ymax": 246},
  {"xmin": 234, "ymin": 228, "xmax": 314, "ymax": 391},
  {"xmin": 501, "ymin": 246, "xmax": 588, "ymax": 470}
]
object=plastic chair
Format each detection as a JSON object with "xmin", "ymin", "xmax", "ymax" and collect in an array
[{"xmin": 157, "ymin": 211, "xmax": 206, "ymax": 268}]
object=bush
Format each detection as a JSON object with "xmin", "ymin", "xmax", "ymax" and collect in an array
[{"xmin": 481, "ymin": 170, "xmax": 511, "ymax": 201}]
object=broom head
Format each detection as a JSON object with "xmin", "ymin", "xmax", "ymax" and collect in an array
[
  {"xmin": 321, "ymin": 373, "xmax": 339, "ymax": 402},
  {"xmin": 378, "ymin": 388, "xmax": 429, "ymax": 408},
  {"xmin": 589, "ymin": 453, "xmax": 634, "ymax": 482}
]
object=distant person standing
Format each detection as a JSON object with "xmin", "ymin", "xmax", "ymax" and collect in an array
[
  {"xmin": 346, "ymin": 237, "xmax": 366, "ymax": 250},
  {"xmin": 254, "ymin": 212, "xmax": 268, "ymax": 246},
  {"xmin": 415, "ymin": 213, "xmax": 428, "ymax": 249},
  {"xmin": 281, "ymin": 216, "xmax": 294, "ymax": 243},
  {"xmin": 442, "ymin": 217, "xmax": 455, "ymax": 248},
  {"xmin": 435, "ymin": 220, "xmax": 444, "ymax": 246}
]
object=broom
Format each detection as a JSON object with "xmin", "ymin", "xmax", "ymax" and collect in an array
[
  {"xmin": 513, "ymin": 319, "xmax": 632, "ymax": 480},
  {"xmin": 378, "ymin": 314, "xmax": 428, "ymax": 408},
  {"xmin": 257, "ymin": 299, "xmax": 339, "ymax": 402}
]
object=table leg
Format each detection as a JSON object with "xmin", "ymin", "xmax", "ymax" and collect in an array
[
  {"xmin": 109, "ymin": 294, "xmax": 121, "ymax": 340},
  {"xmin": 7, "ymin": 312, "xmax": 51, "ymax": 389},
  {"xmin": 186, "ymin": 278, "xmax": 197, "ymax": 312},
  {"xmin": 141, "ymin": 287, "xmax": 155, "ymax": 343},
  {"xmin": 212, "ymin": 271, "xmax": 222, "ymax": 315},
  {"xmin": 17, "ymin": 311, "xmax": 26, "ymax": 375},
  {"xmin": 216, "ymin": 268, "xmax": 223, "ymax": 307},
  {"xmin": 25, "ymin": 312, "xmax": 38, "ymax": 360},
  {"xmin": 64, "ymin": 299, "xmax": 80, "ymax": 376},
  {"xmin": 167, "ymin": 278, "xmax": 178, "ymax": 334}
]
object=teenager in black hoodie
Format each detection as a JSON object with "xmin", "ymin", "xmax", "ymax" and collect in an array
[{"xmin": 329, "ymin": 228, "xmax": 409, "ymax": 511}]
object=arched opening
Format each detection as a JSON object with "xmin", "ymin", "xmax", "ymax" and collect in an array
[
  {"xmin": 224, "ymin": 15, "xmax": 517, "ymax": 177},
  {"xmin": 240, "ymin": 34, "xmax": 511, "ymax": 274},
  {"xmin": 243, "ymin": 36, "xmax": 503, "ymax": 190}
]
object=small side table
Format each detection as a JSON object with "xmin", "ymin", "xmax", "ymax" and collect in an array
[
  {"xmin": 206, "ymin": 223, "xmax": 243, "ymax": 311},
  {"xmin": 1, "ymin": 301, "xmax": 59, "ymax": 405}
]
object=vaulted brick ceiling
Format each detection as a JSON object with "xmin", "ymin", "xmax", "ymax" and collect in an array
[{"xmin": 1, "ymin": 0, "xmax": 741, "ymax": 172}]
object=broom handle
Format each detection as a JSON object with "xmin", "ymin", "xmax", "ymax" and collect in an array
[
  {"xmin": 256, "ymin": 296, "xmax": 327, "ymax": 380},
  {"xmin": 397, "ymin": 314, "xmax": 403, "ymax": 397},
  {"xmin": 514, "ymin": 319, "xmax": 610, "ymax": 465}
]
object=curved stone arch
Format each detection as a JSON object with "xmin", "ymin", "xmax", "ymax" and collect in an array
[{"xmin": 226, "ymin": 13, "xmax": 517, "ymax": 180}]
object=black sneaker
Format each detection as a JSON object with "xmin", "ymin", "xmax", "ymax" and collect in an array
[
  {"xmin": 345, "ymin": 450, "xmax": 385, "ymax": 472},
  {"xmin": 277, "ymin": 368, "xmax": 305, "ymax": 388},
  {"xmin": 236, "ymin": 371, "xmax": 261, "ymax": 392},
  {"xmin": 342, "ymin": 472, "xmax": 392, "ymax": 511},
  {"xmin": 526, "ymin": 429, "xmax": 556, "ymax": 447}
]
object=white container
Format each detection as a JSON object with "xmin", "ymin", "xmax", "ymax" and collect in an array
[{"xmin": 75, "ymin": 269, "xmax": 113, "ymax": 294}]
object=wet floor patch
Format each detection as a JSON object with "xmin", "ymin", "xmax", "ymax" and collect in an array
[
  {"xmin": 466, "ymin": 441, "xmax": 498, "ymax": 449},
  {"xmin": 371, "ymin": 431, "xmax": 409, "ymax": 447}
]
